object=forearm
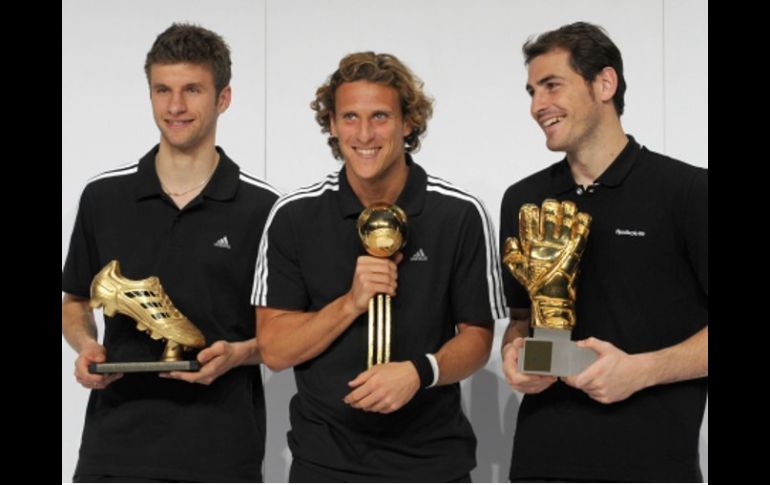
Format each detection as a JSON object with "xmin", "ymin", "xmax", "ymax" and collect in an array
[
  {"xmin": 434, "ymin": 323, "xmax": 493, "ymax": 385},
  {"xmin": 257, "ymin": 293, "xmax": 361, "ymax": 371},
  {"xmin": 501, "ymin": 307, "xmax": 531, "ymax": 352},
  {"xmin": 62, "ymin": 294, "xmax": 98, "ymax": 353},
  {"xmin": 637, "ymin": 326, "xmax": 708, "ymax": 387},
  {"xmin": 231, "ymin": 338, "xmax": 262, "ymax": 366}
]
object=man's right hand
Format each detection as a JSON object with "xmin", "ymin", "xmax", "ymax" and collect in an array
[
  {"xmin": 502, "ymin": 337, "xmax": 556, "ymax": 393},
  {"xmin": 346, "ymin": 253, "xmax": 403, "ymax": 314},
  {"xmin": 74, "ymin": 340, "xmax": 123, "ymax": 390}
]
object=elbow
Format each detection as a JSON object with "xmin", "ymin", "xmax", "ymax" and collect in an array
[
  {"xmin": 260, "ymin": 348, "xmax": 292, "ymax": 372},
  {"xmin": 256, "ymin": 330, "xmax": 293, "ymax": 372},
  {"xmin": 481, "ymin": 342, "xmax": 492, "ymax": 366}
]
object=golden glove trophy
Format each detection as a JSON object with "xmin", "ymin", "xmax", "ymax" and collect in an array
[
  {"xmin": 503, "ymin": 199, "xmax": 596, "ymax": 376},
  {"xmin": 87, "ymin": 260, "xmax": 206, "ymax": 373},
  {"xmin": 357, "ymin": 203, "xmax": 408, "ymax": 369}
]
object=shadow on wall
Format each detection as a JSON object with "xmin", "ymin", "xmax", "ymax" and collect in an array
[
  {"xmin": 468, "ymin": 369, "xmax": 520, "ymax": 483},
  {"xmin": 263, "ymin": 368, "xmax": 297, "ymax": 482}
]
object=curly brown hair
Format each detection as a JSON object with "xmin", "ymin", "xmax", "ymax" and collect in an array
[
  {"xmin": 144, "ymin": 23, "xmax": 232, "ymax": 97},
  {"xmin": 311, "ymin": 52, "xmax": 434, "ymax": 160}
]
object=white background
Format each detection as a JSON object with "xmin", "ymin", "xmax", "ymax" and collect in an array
[{"xmin": 62, "ymin": 0, "xmax": 708, "ymax": 481}]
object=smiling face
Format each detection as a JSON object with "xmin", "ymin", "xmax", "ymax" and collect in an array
[
  {"xmin": 149, "ymin": 62, "xmax": 230, "ymax": 153},
  {"xmin": 526, "ymin": 49, "xmax": 604, "ymax": 154},
  {"xmin": 330, "ymin": 80, "xmax": 412, "ymax": 191}
]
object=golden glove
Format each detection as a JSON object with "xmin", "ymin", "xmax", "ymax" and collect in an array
[{"xmin": 503, "ymin": 199, "xmax": 591, "ymax": 330}]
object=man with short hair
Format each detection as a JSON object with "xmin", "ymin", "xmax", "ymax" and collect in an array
[
  {"xmin": 500, "ymin": 21, "xmax": 708, "ymax": 482},
  {"xmin": 62, "ymin": 23, "xmax": 279, "ymax": 482}
]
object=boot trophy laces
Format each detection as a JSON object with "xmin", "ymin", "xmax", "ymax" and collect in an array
[{"xmin": 89, "ymin": 260, "xmax": 206, "ymax": 361}]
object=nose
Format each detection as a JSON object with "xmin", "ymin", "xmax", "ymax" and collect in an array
[
  {"xmin": 356, "ymin": 119, "xmax": 374, "ymax": 143},
  {"xmin": 531, "ymin": 89, "xmax": 548, "ymax": 119},
  {"xmin": 168, "ymin": 91, "xmax": 187, "ymax": 115}
]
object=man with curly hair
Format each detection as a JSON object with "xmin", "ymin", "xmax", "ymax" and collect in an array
[{"xmin": 253, "ymin": 51, "xmax": 506, "ymax": 481}]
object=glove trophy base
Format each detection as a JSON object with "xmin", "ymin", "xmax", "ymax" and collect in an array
[{"xmin": 518, "ymin": 328, "xmax": 596, "ymax": 377}]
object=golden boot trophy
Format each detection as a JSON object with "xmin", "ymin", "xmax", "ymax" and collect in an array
[
  {"xmin": 357, "ymin": 203, "xmax": 408, "ymax": 369},
  {"xmin": 503, "ymin": 199, "xmax": 596, "ymax": 376},
  {"xmin": 88, "ymin": 260, "xmax": 206, "ymax": 373}
]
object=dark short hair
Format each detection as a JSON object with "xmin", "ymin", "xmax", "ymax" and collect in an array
[
  {"xmin": 311, "ymin": 52, "xmax": 434, "ymax": 160},
  {"xmin": 523, "ymin": 21, "xmax": 626, "ymax": 116},
  {"xmin": 144, "ymin": 23, "xmax": 231, "ymax": 96}
]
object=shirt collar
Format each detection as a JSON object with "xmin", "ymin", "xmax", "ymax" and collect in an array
[
  {"xmin": 134, "ymin": 145, "xmax": 240, "ymax": 202},
  {"xmin": 337, "ymin": 153, "xmax": 427, "ymax": 218},
  {"xmin": 549, "ymin": 135, "xmax": 641, "ymax": 195}
]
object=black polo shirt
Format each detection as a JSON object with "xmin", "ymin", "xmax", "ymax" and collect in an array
[
  {"xmin": 253, "ymin": 155, "xmax": 506, "ymax": 481},
  {"xmin": 499, "ymin": 136, "xmax": 708, "ymax": 482},
  {"xmin": 62, "ymin": 145, "xmax": 279, "ymax": 482}
]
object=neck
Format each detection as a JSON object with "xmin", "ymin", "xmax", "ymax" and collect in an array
[
  {"xmin": 155, "ymin": 143, "xmax": 220, "ymax": 197},
  {"xmin": 566, "ymin": 122, "xmax": 628, "ymax": 186},
  {"xmin": 349, "ymin": 159, "xmax": 409, "ymax": 208}
]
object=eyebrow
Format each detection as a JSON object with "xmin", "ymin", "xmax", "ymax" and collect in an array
[
  {"xmin": 526, "ymin": 74, "xmax": 563, "ymax": 93},
  {"xmin": 151, "ymin": 82, "xmax": 204, "ymax": 90}
]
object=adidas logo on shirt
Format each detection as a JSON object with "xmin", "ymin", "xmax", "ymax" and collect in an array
[
  {"xmin": 410, "ymin": 248, "xmax": 428, "ymax": 262},
  {"xmin": 213, "ymin": 236, "xmax": 231, "ymax": 250}
]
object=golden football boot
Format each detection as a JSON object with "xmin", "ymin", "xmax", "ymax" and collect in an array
[{"xmin": 89, "ymin": 260, "xmax": 206, "ymax": 361}]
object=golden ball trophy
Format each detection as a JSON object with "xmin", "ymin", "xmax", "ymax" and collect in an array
[
  {"xmin": 503, "ymin": 199, "xmax": 596, "ymax": 376},
  {"xmin": 357, "ymin": 203, "xmax": 408, "ymax": 369}
]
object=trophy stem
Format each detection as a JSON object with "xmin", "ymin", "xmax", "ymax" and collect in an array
[
  {"xmin": 384, "ymin": 295, "xmax": 391, "ymax": 363},
  {"xmin": 376, "ymin": 294, "xmax": 384, "ymax": 365},
  {"xmin": 366, "ymin": 294, "xmax": 394, "ymax": 368},
  {"xmin": 368, "ymin": 298, "xmax": 375, "ymax": 369},
  {"xmin": 161, "ymin": 340, "xmax": 184, "ymax": 362}
]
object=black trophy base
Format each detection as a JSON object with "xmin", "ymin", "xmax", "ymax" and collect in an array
[
  {"xmin": 518, "ymin": 328, "xmax": 597, "ymax": 377},
  {"xmin": 88, "ymin": 360, "xmax": 202, "ymax": 374}
]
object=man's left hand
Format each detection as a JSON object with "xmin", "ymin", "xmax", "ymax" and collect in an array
[
  {"xmin": 562, "ymin": 337, "xmax": 648, "ymax": 404},
  {"xmin": 344, "ymin": 361, "xmax": 421, "ymax": 414},
  {"xmin": 160, "ymin": 340, "xmax": 244, "ymax": 385}
]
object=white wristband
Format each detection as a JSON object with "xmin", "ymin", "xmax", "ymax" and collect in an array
[{"xmin": 426, "ymin": 353, "xmax": 439, "ymax": 388}]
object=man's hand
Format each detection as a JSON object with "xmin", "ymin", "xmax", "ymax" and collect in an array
[
  {"xmin": 344, "ymin": 361, "xmax": 420, "ymax": 414},
  {"xmin": 562, "ymin": 337, "xmax": 648, "ymax": 404},
  {"xmin": 161, "ymin": 340, "xmax": 247, "ymax": 386},
  {"xmin": 502, "ymin": 338, "xmax": 556, "ymax": 394},
  {"xmin": 74, "ymin": 340, "xmax": 123, "ymax": 389},
  {"xmin": 346, "ymin": 253, "xmax": 403, "ymax": 315},
  {"xmin": 502, "ymin": 200, "xmax": 591, "ymax": 330}
]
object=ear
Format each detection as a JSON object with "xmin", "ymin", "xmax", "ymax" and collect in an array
[
  {"xmin": 403, "ymin": 119, "xmax": 413, "ymax": 138},
  {"xmin": 217, "ymin": 85, "xmax": 232, "ymax": 114},
  {"xmin": 594, "ymin": 67, "xmax": 618, "ymax": 104},
  {"xmin": 329, "ymin": 113, "xmax": 338, "ymax": 137}
]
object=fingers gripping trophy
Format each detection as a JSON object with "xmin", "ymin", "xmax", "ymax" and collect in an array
[
  {"xmin": 87, "ymin": 260, "xmax": 206, "ymax": 373},
  {"xmin": 357, "ymin": 203, "xmax": 408, "ymax": 369},
  {"xmin": 503, "ymin": 199, "xmax": 597, "ymax": 376}
]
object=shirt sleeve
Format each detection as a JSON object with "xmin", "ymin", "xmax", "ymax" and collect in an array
[
  {"xmin": 683, "ymin": 168, "xmax": 708, "ymax": 297},
  {"xmin": 62, "ymin": 186, "xmax": 99, "ymax": 298},
  {"xmin": 450, "ymin": 199, "xmax": 507, "ymax": 324},
  {"xmin": 251, "ymin": 201, "xmax": 310, "ymax": 310},
  {"xmin": 499, "ymin": 185, "xmax": 531, "ymax": 310}
]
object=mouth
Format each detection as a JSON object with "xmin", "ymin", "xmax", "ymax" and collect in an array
[
  {"xmin": 354, "ymin": 147, "xmax": 381, "ymax": 158},
  {"xmin": 165, "ymin": 119, "xmax": 194, "ymax": 129},
  {"xmin": 541, "ymin": 116, "xmax": 563, "ymax": 129}
]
